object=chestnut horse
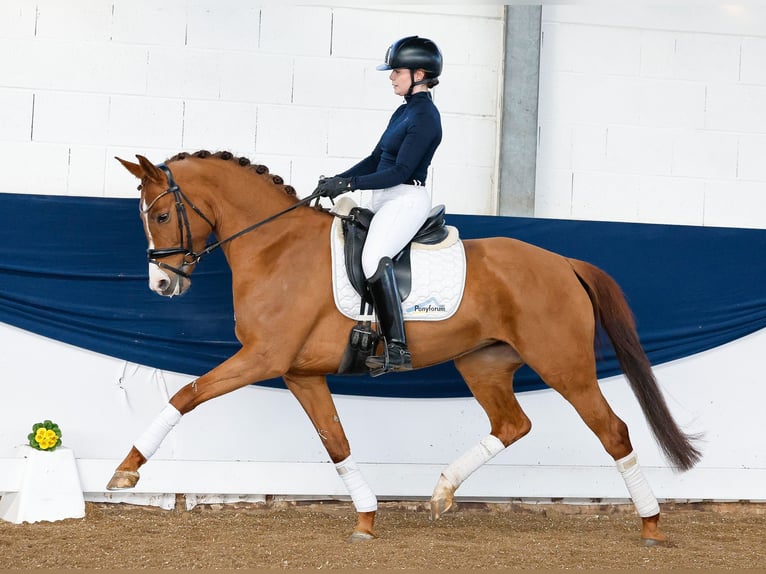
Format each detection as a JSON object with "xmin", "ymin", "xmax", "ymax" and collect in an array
[{"xmin": 109, "ymin": 150, "xmax": 700, "ymax": 545}]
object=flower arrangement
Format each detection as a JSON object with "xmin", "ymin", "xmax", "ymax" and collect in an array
[{"xmin": 28, "ymin": 420, "xmax": 62, "ymax": 451}]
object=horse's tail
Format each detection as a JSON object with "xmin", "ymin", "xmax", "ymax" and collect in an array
[{"xmin": 569, "ymin": 258, "xmax": 702, "ymax": 471}]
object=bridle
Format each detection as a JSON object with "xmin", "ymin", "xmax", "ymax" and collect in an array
[{"xmin": 142, "ymin": 162, "xmax": 323, "ymax": 278}]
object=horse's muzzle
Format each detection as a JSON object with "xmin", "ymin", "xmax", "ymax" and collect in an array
[{"xmin": 149, "ymin": 262, "xmax": 191, "ymax": 297}]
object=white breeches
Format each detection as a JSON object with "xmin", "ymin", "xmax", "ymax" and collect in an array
[{"xmin": 362, "ymin": 184, "xmax": 432, "ymax": 278}]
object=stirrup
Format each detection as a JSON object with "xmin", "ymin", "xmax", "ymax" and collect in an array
[{"xmin": 365, "ymin": 342, "xmax": 412, "ymax": 377}]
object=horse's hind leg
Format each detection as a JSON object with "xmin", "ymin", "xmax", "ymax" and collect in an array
[
  {"xmin": 516, "ymin": 293, "xmax": 665, "ymax": 544},
  {"xmin": 556, "ymin": 379, "xmax": 665, "ymax": 545},
  {"xmin": 283, "ymin": 373, "xmax": 377, "ymax": 543},
  {"xmin": 526, "ymin": 329, "xmax": 662, "ymax": 544},
  {"xmin": 431, "ymin": 344, "xmax": 530, "ymax": 519}
]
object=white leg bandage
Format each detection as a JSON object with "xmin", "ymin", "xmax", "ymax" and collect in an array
[
  {"xmin": 442, "ymin": 435, "xmax": 505, "ymax": 488},
  {"xmin": 134, "ymin": 404, "xmax": 181, "ymax": 460},
  {"xmin": 616, "ymin": 451, "xmax": 660, "ymax": 517},
  {"xmin": 335, "ymin": 456, "xmax": 377, "ymax": 513}
]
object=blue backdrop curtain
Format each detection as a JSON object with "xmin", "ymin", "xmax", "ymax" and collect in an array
[{"xmin": 1, "ymin": 192, "xmax": 765, "ymax": 398}]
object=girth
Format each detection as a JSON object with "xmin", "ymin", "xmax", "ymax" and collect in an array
[{"xmin": 340, "ymin": 204, "xmax": 450, "ymax": 304}]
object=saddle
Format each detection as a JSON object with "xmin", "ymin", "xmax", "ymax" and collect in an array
[
  {"xmin": 340, "ymin": 204, "xmax": 450, "ymax": 304},
  {"xmin": 336, "ymin": 203, "xmax": 450, "ymax": 375}
]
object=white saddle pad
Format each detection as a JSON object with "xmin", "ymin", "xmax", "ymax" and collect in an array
[{"xmin": 329, "ymin": 198, "xmax": 466, "ymax": 322}]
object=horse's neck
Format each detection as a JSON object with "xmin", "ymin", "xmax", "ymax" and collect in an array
[
  {"xmin": 212, "ymin": 188, "xmax": 331, "ymax": 260},
  {"xmin": 216, "ymin": 192, "xmax": 294, "ymax": 232},
  {"xmin": 224, "ymin": 207, "xmax": 332, "ymax": 303}
]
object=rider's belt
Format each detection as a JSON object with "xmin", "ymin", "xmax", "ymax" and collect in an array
[{"xmin": 403, "ymin": 179, "xmax": 423, "ymax": 186}]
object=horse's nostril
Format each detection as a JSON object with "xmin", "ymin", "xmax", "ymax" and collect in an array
[{"xmin": 156, "ymin": 278, "xmax": 169, "ymax": 291}]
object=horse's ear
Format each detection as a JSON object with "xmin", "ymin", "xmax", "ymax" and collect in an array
[
  {"xmin": 115, "ymin": 156, "xmax": 143, "ymax": 179},
  {"xmin": 135, "ymin": 155, "xmax": 166, "ymax": 184},
  {"xmin": 115, "ymin": 155, "xmax": 166, "ymax": 185}
]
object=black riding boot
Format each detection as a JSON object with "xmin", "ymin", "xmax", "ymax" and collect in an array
[{"xmin": 365, "ymin": 257, "xmax": 412, "ymax": 375}]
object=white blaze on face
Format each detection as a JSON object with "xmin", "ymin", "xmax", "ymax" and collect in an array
[{"xmin": 142, "ymin": 198, "xmax": 173, "ymax": 295}]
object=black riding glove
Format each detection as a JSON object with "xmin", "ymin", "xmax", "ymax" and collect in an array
[{"xmin": 317, "ymin": 176, "xmax": 354, "ymax": 199}]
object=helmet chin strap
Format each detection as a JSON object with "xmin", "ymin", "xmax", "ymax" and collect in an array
[{"xmin": 407, "ymin": 69, "xmax": 430, "ymax": 96}]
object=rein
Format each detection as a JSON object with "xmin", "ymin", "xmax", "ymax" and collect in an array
[{"xmin": 145, "ymin": 162, "xmax": 324, "ymax": 277}]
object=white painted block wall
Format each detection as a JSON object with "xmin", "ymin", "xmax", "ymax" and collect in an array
[
  {"xmin": 537, "ymin": 5, "xmax": 766, "ymax": 228},
  {"xmin": 4, "ymin": 3, "xmax": 766, "ymax": 225},
  {"xmin": 0, "ymin": 1, "xmax": 503, "ymax": 216}
]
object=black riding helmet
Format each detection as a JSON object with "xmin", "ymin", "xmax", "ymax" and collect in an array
[{"xmin": 377, "ymin": 36, "xmax": 443, "ymax": 95}]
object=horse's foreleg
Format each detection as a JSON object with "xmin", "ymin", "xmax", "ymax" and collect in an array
[
  {"xmin": 107, "ymin": 350, "xmax": 282, "ymax": 491},
  {"xmin": 283, "ymin": 374, "xmax": 377, "ymax": 542},
  {"xmin": 106, "ymin": 402, "xmax": 182, "ymax": 490},
  {"xmin": 431, "ymin": 345, "xmax": 530, "ymax": 519}
]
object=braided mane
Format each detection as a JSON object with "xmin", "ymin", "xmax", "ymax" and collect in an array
[{"xmin": 167, "ymin": 150, "xmax": 297, "ymax": 197}]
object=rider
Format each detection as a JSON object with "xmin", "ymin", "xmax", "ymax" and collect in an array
[{"xmin": 316, "ymin": 35, "xmax": 443, "ymax": 373}]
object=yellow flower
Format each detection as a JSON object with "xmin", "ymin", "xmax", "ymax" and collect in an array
[
  {"xmin": 28, "ymin": 420, "xmax": 62, "ymax": 451},
  {"xmin": 34, "ymin": 428, "xmax": 59, "ymax": 450}
]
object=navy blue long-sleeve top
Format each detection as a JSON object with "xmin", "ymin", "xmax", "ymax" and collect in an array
[{"xmin": 338, "ymin": 91, "xmax": 442, "ymax": 190}]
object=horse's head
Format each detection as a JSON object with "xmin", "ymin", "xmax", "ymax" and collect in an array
[{"xmin": 117, "ymin": 155, "xmax": 214, "ymax": 297}]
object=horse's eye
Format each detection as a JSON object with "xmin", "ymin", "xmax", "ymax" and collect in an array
[{"xmin": 157, "ymin": 212, "xmax": 170, "ymax": 224}]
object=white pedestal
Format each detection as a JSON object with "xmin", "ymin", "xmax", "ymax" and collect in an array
[{"xmin": 0, "ymin": 445, "xmax": 85, "ymax": 524}]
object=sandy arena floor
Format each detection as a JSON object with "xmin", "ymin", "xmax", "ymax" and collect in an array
[{"xmin": 0, "ymin": 499, "xmax": 764, "ymax": 570}]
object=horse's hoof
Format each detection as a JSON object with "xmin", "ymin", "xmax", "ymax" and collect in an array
[
  {"xmin": 347, "ymin": 531, "xmax": 375, "ymax": 543},
  {"xmin": 106, "ymin": 470, "xmax": 140, "ymax": 490},
  {"xmin": 642, "ymin": 537, "xmax": 666, "ymax": 547},
  {"xmin": 430, "ymin": 497, "xmax": 453, "ymax": 521}
]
